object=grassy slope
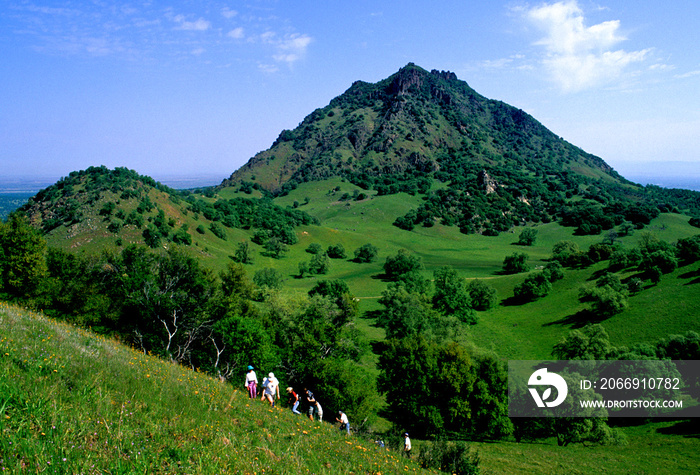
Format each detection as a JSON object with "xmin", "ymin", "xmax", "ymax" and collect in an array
[
  {"xmin": 3, "ymin": 302, "xmax": 699, "ymax": 474},
  {"xmin": 0, "ymin": 303, "xmax": 436, "ymax": 474},
  {"xmin": 14, "ymin": 176, "xmax": 700, "ymax": 473},
  {"xmin": 37, "ymin": 176, "xmax": 700, "ymax": 372}
]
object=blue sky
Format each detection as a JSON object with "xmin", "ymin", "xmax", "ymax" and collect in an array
[{"xmin": 1, "ymin": 1, "xmax": 698, "ymax": 184}]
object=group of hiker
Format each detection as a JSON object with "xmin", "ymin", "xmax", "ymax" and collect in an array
[{"xmin": 245, "ymin": 365, "xmax": 350, "ymax": 434}]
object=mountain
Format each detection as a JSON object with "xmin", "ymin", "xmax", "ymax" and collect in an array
[
  {"xmin": 222, "ymin": 63, "xmax": 620, "ymax": 191},
  {"xmin": 16, "ymin": 166, "xmax": 317, "ymax": 257},
  {"xmin": 220, "ymin": 63, "xmax": 700, "ymax": 235},
  {"xmin": 15, "ymin": 64, "xmax": 700, "ymax": 249}
]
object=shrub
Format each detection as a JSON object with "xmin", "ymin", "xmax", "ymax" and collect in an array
[
  {"xmin": 327, "ymin": 243, "xmax": 347, "ymax": 259},
  {"xmin": 467, "ymin": 279, "xmax": 497, "ymax": 311},
  {"xmin": 418, "ymin": 440, "xmax": 481, "ymax": 475},
  {"xmin": 306, "ymin": 243, "xmax": 323, "ymax": 254},
  {"xmin": 209, "ymin": 222, "xmax": 227, "ymax": 241},
  {"xmin": 502, "ymin": 252, "xmax": 529, "ymax": 274},
  {"xmin": 513, "ymin": 272, "xmax": 551, "ymax": 302},
  {"xmin": 353, "ymin": 243, "xmax": 379, "ymax": 263},
  {"xmin": 517, "ymin": 228, "xmax": 538, "ymax": 246}
]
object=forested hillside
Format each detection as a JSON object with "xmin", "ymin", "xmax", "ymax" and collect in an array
[{"xmin": 3, "ymin": 63, "xmax": 700, "ymax": 474}]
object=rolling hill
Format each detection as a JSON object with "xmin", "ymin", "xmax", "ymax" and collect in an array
[{"xmin": 5, "ymin": 63, "xmax": 700, "ymax": 473}]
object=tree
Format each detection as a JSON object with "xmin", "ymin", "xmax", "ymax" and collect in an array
[
  {"xmin": 513, "ymin": 272, "xmax": 551, "ymax": 302},
  {"xmin": 327, "ymin": 243, "xmax": 347, "ymax": 259},
  {"xmin": 115, "ymin": 246, "xmax": 216, "ymax": 362},
  {"xmin": 263, "ymin": 237, "xmax": 287, "ymax": 258},
  {"xmin": 306, "ymin": 243, "xmax": 323, "ymax": 254},
  {"xmin": 353, "ymin": 243, "xmax": 379, "ymax": 263},
  {"xmin": 542, "ymin": 261, "xmax": 564, "ymax": 282},
  {"xmin": 233, "ymin": 241, "xmax": 254, "ymax": 264},
  {"xmin": 308, "ymin": 252, "xmax": 330, "ymax": 275},
  {"xmin": 377, "ymin": 285, "xmax": 455, "ymax": 340},
  {"xmin": 378, "ymin": 335, "xmax": 511, "ymax": 439},
  {"xmin": 517, "ymin": 227, "xmax": 538, "ymax": 246},
  {"xmin": 551, "ymin": 240, "xmax": 582, "ymax": 266},
  {"xmin": 552, "ymin": 324, "xmax": 617, "ymax": 360},
  {"xmin": 253, "ymin": 268, "xmax": 284, "ymax": 292},
  {"xmin": 384, "ymin": 248, "xmax": 422, "ymax": 278},
  {"xmin": 502, "ymin": 252, "xmax": 529, "ymax": 274},
  {"xmin": 0, "ymin": 214, "xmax": 47, "ymax": 298},
  {"xmin": 432, "ymin": 266, "xmax": 477, "ymax": 324},
  {"xmin": 579, "ymin": 273, "xmax": 629, "ymax": 317},
  {"xmin": 589, "ymin": 285, "xmax": 628, "ymax": 317},
  {"xmin": 383, "ymin": 249, "xmax": 429, "ymax": 294},
  {"xmin": 675, "ymin": 235, "xmax": 700, "ymax": 264},
  {"xmin": 466, "ymin": 279, "xmax": 498, "ymax": 310},
  {"xmin": 210, "ymin": 314, "xmax": 277, "ymax": 380},
  {"xmin": 308, "ymin": 279, "xmax": 359, "ymax": 326}
]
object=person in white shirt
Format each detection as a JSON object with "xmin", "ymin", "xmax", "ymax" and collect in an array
[
  {"xmin": 404, "ymin": 433, "xmax": 411, "ymax": 458},
  {"xmin": 261, "ymin": 372, "xmax": 280, "ymax": 407},
  {"xmin": 244, "ymin": 366, "xmax": 258, "ymax": 399},
  {"xmin": 336, "ymin": 410, "xmax": 350, "ymax": 435}
]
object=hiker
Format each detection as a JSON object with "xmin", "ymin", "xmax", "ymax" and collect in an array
[
  {"xmin": 261, "ymin": 372, "xmax": 280, "ymax": 407},
  {"xmin": 244, "ymin": 365, "xmax": 258, "ymax": 399},
  {"xmin": 304, "ymin": 388, "xmax": 323, "ymax": 421},
  {"xmin": 286, "ymin": 387, "xmax": 301, "ymax": 414},
  {"xmin": 403, "ymin": 432, "xmax": 412, "ymax": 458},
  {"xmin": 336, "ymin": 410, "xmax": 350, "ymax": 435}
]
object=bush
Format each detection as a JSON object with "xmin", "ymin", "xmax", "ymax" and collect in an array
[
  {"xmin": 327, "ymin": 243, "xmax": 347, "ymax": 259},
  {"xmin": 517, "ymin": 228, "xmax": 538, "ymax": 246},
  {"xmin": 306, "ymin": 243, "xmax": 323, "ymax": 254},
  {"xmin": 513, "ymin": 272, "xmax": 551, "ymax": 302},
  {"xmin": 253, "ymin": 268, "xmax": 284, "ymax": 290},
  {"xmin": 353, "ymin": 243, "xmax": 379, "ymax": 263},
  {"xmin": 209, "ymin": 222, "xmax": 227, "ymax": 241},
  {"xmin": 502, "ymin": 252, "xmax": 529, "ymax": 274},
  {"xmin": 467, "ymin": 279, "xmax": 497, "ymax": 310},
  {"xmin": 418, "ymin": 440, "xmax": 481, "ymax": 475},
  {"xmin": 542, "ymin": 261, "xmax": 564, "ymax": 282}
]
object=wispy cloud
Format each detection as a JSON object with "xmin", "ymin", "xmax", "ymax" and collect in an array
[
  {"xmin": 171, "ymin": 14, "xmax": 211, "ymax": 31},
  {"xmin": 674, "ymin": 70, "xmax": 700, "ymax": 79},
  {"xmin": 255, "ymin": 31, "xmax": 313, "ymax": 68},
  {"xmin": 10, "ymin": 1, "xmax": 311, "ymax": 71},
  {"xmin": 272, "ymin": 33, "xmax": 313, "ymax": 64},
  {"xmin": 221, "ymin": 8, "xmax": 238, "ymax": 19},
  {"xmin": 521, "ymin": 1, "xmax": 650, "ymax": 92},
  {"xmin": 227, "ymin": 27, "xmax": 245, "ymax": 39}
]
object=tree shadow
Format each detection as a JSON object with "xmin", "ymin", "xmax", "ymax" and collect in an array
[
  {"xmin": 655, "ymin": 420, "xmax": 700, "ymax": 439},
  {"xmin": 363, "ymin": 309, "xmax": 383, "ymax": 325},
  {"xmin": 542, "ymin": 309, "xmax": 608, "ymax": 328},
  {"xmin": 371, "ymin": 272, "xmax": 392, "ymax": 282},
  {"xmin": 500, "ymin": 295, "xmax": 526, "ymax": 307},
  {"xmin": 679, "ymin": 267, "xmax": 700, "ymax": 285}
]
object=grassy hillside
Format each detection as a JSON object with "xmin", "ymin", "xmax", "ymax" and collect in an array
[
  {"xmin": 0, "ymin": 302, "xmax": 437, "ymax": 474},
  {"xmin": 29, "ymin": 172, "xmax": 700, "ymax": 359},
  {"xmin": 3, "ymin": 298, "xmax": 699, "ymax": 473}
]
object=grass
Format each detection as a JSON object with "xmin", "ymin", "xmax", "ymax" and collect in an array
[
  {"xmin": 472, "ymin": 420, "xmax": 700, "ymax": 474},
  {"xmin": 0, "ymin": 303, "xmax": 436, "ymax": 474},
  {"xmin": 3, "ymin": 303, "xmax": 700, "ymax": 474}
]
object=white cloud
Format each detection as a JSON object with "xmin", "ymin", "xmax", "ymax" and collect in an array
[
  {"xmin": 674, "ymin": 70, "xmax": 700, "ymax": 79},
  {"xmin": 272, "ymin": 33, "xmax": 313, "ymax": 64},
  {"xmin": 221, "ymin": 7, "xmax": 238, "ymax": 19},
  {"xmin": 523, "ymin": 1, "xmax": 649, "ymax": 92},
  {"xmin": 255, "ymin": 31, "xmax": 313, "ymax": 66},
  {"xmin": 172, "ymin": 15, "xmax": 211, "ymax": 31},
  {"xmin": 227, "ymin": 27, "xmax": 244, "ymax": 39}
]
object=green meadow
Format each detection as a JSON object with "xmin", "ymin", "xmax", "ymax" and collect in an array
[
  {"xmin": 0, "ymin": 303, "xmax": 437, "ymax": 474},
  {"xmin": 9, "ymin": 175, "xmax": 700, "ymax": 473}
]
